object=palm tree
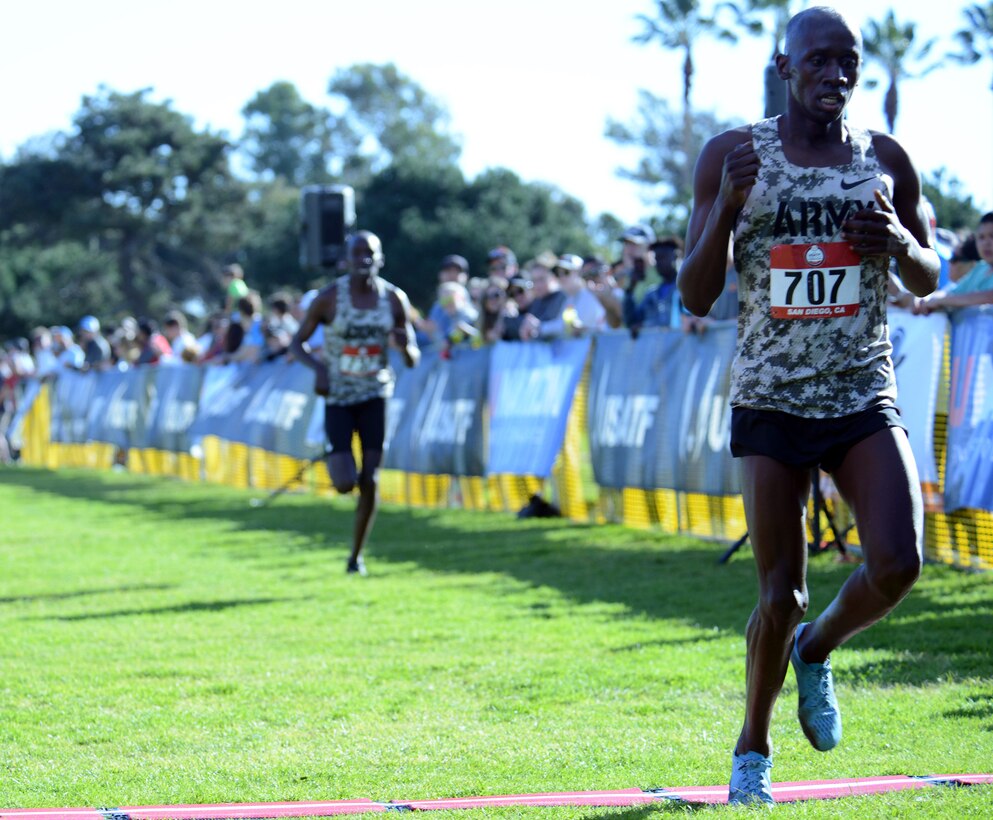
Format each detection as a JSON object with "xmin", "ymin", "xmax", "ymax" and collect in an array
[
  {"xmin": 634, "ymin": 0, "xmax": 739, "ymax": 193},
  {"xmin": 950, "ymin": 3, "xmax": 993, "ymax": 89},
  {"xmin": 861, "ymin": 10, "xmax": 939, "ymax": 134}
]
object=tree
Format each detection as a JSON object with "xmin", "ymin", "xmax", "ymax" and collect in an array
[
  {"xmin": 327, "ymin": 64, "xmax": 462, "ymax": 176},
  {"xmin": 240, "ymin": 81, "xmax": 360, "ymax": 187},
  {"xmin": 950, "ymin": 3, "xmax": 993, "ymax": 203},
  {"xmin": 634, "ymin": 0, "xmax": 739, "ymax": 192},
  {"xmin": 861, "ymin": 10, "xmax": 939, "ymax": 134},
  {"xmin": 0, "ymin": 87, "xmax": 248, "ymax": 331},
  {"xmin": 606, "ymin": 92, "xmax": 735, "ymax": 235},
  {"xmin": 922, "ymin": 169, "xmax": 982, "ymax": 233}
]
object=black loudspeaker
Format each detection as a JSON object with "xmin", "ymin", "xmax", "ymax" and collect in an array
[
  {"xmin": 764, "ymin": 60, "xmax": 787, "ymax": 118},
  {"xmin": 300, "ymin": 185, "xmax": 356, "ymax": 270}
]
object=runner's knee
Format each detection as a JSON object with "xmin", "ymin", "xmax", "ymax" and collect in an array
[
  {"xmin": 865, "ymin": 548, "xmax": 921, "ymax": 603},
  {"xmin": 758, "ymin": 585, "xmax": 808, "ymax": 631}
]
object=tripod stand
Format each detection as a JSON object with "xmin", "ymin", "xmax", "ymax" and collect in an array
[
  {"xmin": 717, "ymin": 468, "xmax": 854, "ymax": 564},
  {"xmin": 248, "ymin": 448, "xmax": 331, "ymax": 508}
]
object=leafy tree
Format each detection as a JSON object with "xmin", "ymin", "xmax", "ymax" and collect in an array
[
  {"xmin": 606, "ymin": 92, "xmax": 736, "ymax": 235},
  {"xmin": 922, "ymin": 169, "xmax": 983, "ymax": 232},
  {"xmin": 240, "ymin": 81, "xmax": 360, "ymax": 187},
  {"xmin": 861, "ymin": 10, "xmax": 939, "ymax": 134},
  {"xmin": 0, "ymin": 87, "xmax": 248, "ymax": 331},
  {"xmin": 327, "ymin": 64, "xmax": 462, "ymax": 177},
  {"xmin": 951, "ymin": 1, "xmax": 993, "ymax": 90},
  {"xmin": 634, "ymin": 0, "xmax": 739, "ymax": 192}
]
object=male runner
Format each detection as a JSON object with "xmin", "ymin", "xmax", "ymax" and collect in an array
[
  {"xmin": 678, "ymin": 6, "xmax": 939, "ymax": 804},
  {"xmin": 290, "ymin": 231, "xmax": 419, "ymax": 576}
]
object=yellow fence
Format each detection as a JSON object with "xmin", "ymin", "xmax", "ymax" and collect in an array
[{"xmin": 16, "ymin": 380, "xmax": 992, "ymax": 571}]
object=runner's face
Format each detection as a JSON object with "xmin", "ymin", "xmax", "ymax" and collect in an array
[
  {"xmin": 349, "ymin": 235, "xmax": 382, "ymax": 276},
  {"xmin": 786, "ymin": 19, "xmax": 861, "ymax": 123}
]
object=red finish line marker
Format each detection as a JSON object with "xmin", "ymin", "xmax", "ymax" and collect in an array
[{"xmin": 1, "ymin": 775, "xmax": 990, "ymax": 818}]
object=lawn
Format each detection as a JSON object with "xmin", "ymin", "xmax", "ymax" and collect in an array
[{"xmin": 0, "ymin": 466, "xmax": 990, "ymax": 818}]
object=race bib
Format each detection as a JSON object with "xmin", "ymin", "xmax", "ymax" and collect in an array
[
  {"xmin": 340, "ymin": 344, "xmax": 382, "ymax": 377},
  {"xmin": 769, "ymin": 242, "xmax": 861, "ymax": 319}
]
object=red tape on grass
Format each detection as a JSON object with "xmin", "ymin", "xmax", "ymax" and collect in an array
[{"xmin": 2, "ymin": 775, "xmax": 990, "ymax": 818}]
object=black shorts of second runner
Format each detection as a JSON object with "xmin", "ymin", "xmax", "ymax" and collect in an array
[
  {"xmin": 730, "ymin": 402, "xmax": 907, "ymax": 472},
  {"xmin": 325, "ymin": 398, "xmax": 387, "ymax": 454}
]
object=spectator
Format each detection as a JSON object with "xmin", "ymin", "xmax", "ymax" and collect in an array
[
  {"xmin": 476, "ymin": 277, "xmax": 518, "ymax": 344},
  {"xmin": 77, "ymin": 316, "xmax": 111, "ymax": 370},
  {"xmin": 226, "ymin": 293, "xmax": 264, "ymax": 362},
  {"xmin": 162, "ymin": 310, "xmax": 199, "ymax": 362},
  {"xmin": 196, "ymin": 312, "xmax": 228, "ymax": 362},
  {"xmin": 555, "ymin": 253, "xmax": 606, "ymax": 333},
  {"xmin": 262, "ymin": 321, "xmax": 292, "ymax": 361},
  {"xmin": 434, "ymin": 282, "xmax": 480, "ymax": 353},
  {"xmin": 623, "ymin": 236, "xmax": 684, "ymax": 333},
  {"xmin": 582, "ymin": 256, "xmax": 625, "ymax": 329},
  {"xmin": 503, "ymin": 263, "xmax": 568, "ymax": 341},
  {"xmin": 618, "ymin": 223, "xmax": 658, "ymax": 301},
  {"xmin": 467, "ymin": 276, "xmax": 489, "ymax": 309},
  {"xmin": 487, "ymin": 246, "xmax": 519, "ymax": 280},
  {"xmin": 902, "ymin": 212, "xmax": 993, "ymax": 314},
  {"xmin": 507, "ymin": 277, "xmax": 533, "ymax": 314},
  {"xmin": 421, "ymin": 255, "xmax": 478, "ymax": 347},
  {"xmin": 135, "ymin": 318, "xmax": 172, "ymax": 365},
  {"xmin": 222, "ymin": 263, "xmax": 249, "ymax": 315},
  {"xmin": 948, "ymin": 234, "xmax": 980, "ymax": 284},
  {"xmin": 268, "ymin": 292, "xmax": 300, "ymax": 337},
  {"xmin": 51, "ymin": 326, "xmax": 84, "ymax": 370},
  {"xmin": 30, "ymin": 327, "xmax": 59, "ymax": 379},
  {"xmin": 110, "ymin": 317, "xmax": 140, "ymax": 367}
]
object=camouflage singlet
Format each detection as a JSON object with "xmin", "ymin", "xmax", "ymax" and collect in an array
[
  {"xmin": 731, "ymin": 116, "xmax": 895, "ymax": 418},
  {"xmin": 323, "ymin": 274, "xmax": 396, "ymax": 405}
]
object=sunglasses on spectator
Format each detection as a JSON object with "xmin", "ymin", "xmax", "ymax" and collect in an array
[{"xmin": 484, "ymin": 290, "xmax": 504, "ymax": 299}]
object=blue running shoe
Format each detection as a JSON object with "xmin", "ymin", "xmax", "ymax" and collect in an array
[
  {"xmin": 791, "ymin": 622, "xmax": 842, "ymax": 751},
  {"xmin": 728, "ymin": 751, "xmax": 774, "ymax": 805}
]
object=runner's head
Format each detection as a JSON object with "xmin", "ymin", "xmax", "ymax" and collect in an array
[
  {"xmin": 347, "ymin": 231, "xmax": 385, "ymax": 277},
  {"xmin": 778, "ymin": 7, "xmax": 862, "ymax": 124}
]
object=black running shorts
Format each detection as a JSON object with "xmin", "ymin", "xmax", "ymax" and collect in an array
[
  {"xmin": 730, "ymin": 402, "xmax": 907, "ymax": 472},
  {"xmin": 325, "ymin": 397, "xmax": 387, "ymax": 454}
]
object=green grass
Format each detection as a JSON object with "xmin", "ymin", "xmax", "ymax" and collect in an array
[{"xmin": 0, "ymin": 466, "xmax": 991, "ymax": 818}]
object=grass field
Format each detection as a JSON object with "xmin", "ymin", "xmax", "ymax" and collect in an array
[{"xmin": 1, "ymin": 466, "xmax": 991, "ymax": 818}]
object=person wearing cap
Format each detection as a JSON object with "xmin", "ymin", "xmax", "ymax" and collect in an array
[
  {"xmin": 290, "ymin": 230, "xmax": 420, "ymax": 576},
  {"xmin": 78, "ymin": 315, "xmax": 112, "ymax": 370},
  {"xmin": 51, "ymin": 326, "xmax": 85, "ymax": 370},
  {"xmin": 487, "ymin": 246, "xmax": 519, "ymax": 279},
  {"xmin": 622, "ymin": 236, "xmax": 685, "ymax": 333},
  {"xmin": 582, "ymin": 256, "xmax": 625, "ymax": 329},
  {"xmin": 419, "ymin": 254, "xmax": 478, "ymax": 348},
  {"xmin": 555, "ymin": 253, "xmax": 606, "ymax": 333}
]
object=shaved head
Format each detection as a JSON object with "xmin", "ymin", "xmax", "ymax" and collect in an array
[{"xmin": 784, "ymin": 6, "xmax": 861, "ymax": 57}]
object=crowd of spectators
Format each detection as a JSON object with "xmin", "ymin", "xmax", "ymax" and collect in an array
[{"xmin": 3, "ymin": 213, "xmax": 991, "ymax": 464}]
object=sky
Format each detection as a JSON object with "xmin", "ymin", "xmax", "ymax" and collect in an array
[{"xmin": 1, "ymin": 0, "xmax": 990, "ymax": 228}]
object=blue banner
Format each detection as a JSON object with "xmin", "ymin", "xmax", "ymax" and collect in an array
[
  {"xmin": 487, "ymin": 338, "xmax": 590, "ymax": 477},
  {"xmin": 945, "ymin": 307, "xmax": 993, "ymax": 512},
  {"xmin": 588, "ymin": 325, "xmax": 738, "ymax": 494},
  {"xmin": 189, "ymin": 361, "xmax": 318, "ymax": 459},
  {"xmin": 385, "ymin": 346, "xmax": 489, "ymax": 476},
  {"xmin": 143, "ymin": 364, "xmax": 204, "ymax": 452}
]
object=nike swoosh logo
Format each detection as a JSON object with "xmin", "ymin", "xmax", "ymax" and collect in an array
[{"xmin": 840, "ymin": 176, "xmax": 877, "ymax": 190}]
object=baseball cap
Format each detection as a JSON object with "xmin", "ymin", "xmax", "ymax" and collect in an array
[
  {"xmin": 556, "ymin": 254, "xmax": 583, "ymax": 272},
  {"xmin": 620, "ymin": 224, "xmax": 657, "ymax": 246},
  {"xmin": 487, "ymin": 246, "xmax": 518, "ymax": 267},
  {"xmin": 439, "ymin": 254, "xmax": 469, "ymax": 273},
  {"xmin": 79, "ymin": 315, "xmax": 100, "ymax": 333}
]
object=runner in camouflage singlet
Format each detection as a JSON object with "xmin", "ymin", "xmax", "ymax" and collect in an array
[
  {"xmin": 290, "ymin": 231, "xmax": 419, "ymax": 576},
  {"xmin": 323, "ymin": 273, "xmax": 398, "ymax": 405},
  {"xmin": 676, "ymin": 7, "xmax": 940, "ymax": 806},
  {"xmin": 732, "ymin": 117, "xmax": 895, "ymax": 417}
]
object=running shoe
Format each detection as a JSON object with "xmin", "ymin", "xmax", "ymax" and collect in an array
[
  {"xmin": 346, "ymin": 556, "xmax": 367, "ymax": 576},
  {"xmin": 792, "ymin": 622, "xmax": 842, "ymax": 751},
  {"xmin": 728, "ymin": 750, "xmax": 774, "ymax": 805}
]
